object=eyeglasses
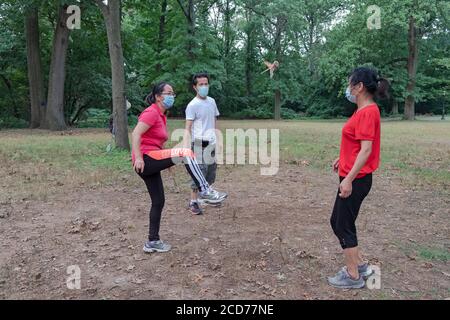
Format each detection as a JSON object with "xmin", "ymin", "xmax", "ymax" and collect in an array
[{"xmin": 162, "ymin": 92, "xmax": 176, "ymax": 97}]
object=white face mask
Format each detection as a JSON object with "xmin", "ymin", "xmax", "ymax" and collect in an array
[{"xmin": 345, "ymin": 86, "xmax": 357, "ymax": 104}]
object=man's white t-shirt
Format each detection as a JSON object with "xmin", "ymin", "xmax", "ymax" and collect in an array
[{"xmin": 185, "ymin": 96, "xmax": 220, "ymax": 144}]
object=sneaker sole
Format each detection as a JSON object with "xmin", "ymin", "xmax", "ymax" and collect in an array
[
  {"xmin": 188, "ymin": 209, "xmax": 203, "ymax": 215},
  {"xmin": 327, "ymin": 280, "xmax": 366, "ymax": 289},
  {"xmin": 201, "ymin": 198, "xmax": 225, "ymax": 204},
  {"xmin": 143, "ymin": 246, "xmax": 171, "ymax": 253}
]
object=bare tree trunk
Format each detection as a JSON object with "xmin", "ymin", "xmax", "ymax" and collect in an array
[
  {"xmin": 404, "ymin": 15, "xmax": 418, "ymax": 120},
  {"xmin": 45, "ymin": 5, "xmax": 70, "ymax": 130},
  {"xmin": 307, "ymin": 14, "xmax": 315, "ymax": 75},
  {"xmin": 245, "ymin": 30, "xmax": 253, "ymax": 98},
  {"xmin": 187, "ymin": 0, "xmax": 195, "ymax": 60},
  {"xmin": 25, "ymin": 5, "xmax": 45, "ymax": 128},
  {"xmin": 96, "ymin": 0, "xmax": 130, "ymax": 150},
  {"xmin": 274, "ymin": 90, "xmax": 281, "ymax": 120},
  {"xmin": 244, "ymin": 7, "xmax": 254, "ymax": 100},
  {"xmin": 222, "ymin": 0, "xmax": 233, "ymax": 106},
  {"xmin": 392, "ymin": 99, "xmax": 399, "ymax": 115},
  {"xmin": 273, "ymin": 15, "xmax": 286, "ymax": 121},
  {"xmin": 176, "ymin": 0, "xmax": 196, "ymax": 92},
  {"xmin": 156, "ymin": 0, "xmax": 168, "ymax": 73}
]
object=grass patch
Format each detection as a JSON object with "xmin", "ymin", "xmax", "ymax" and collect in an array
[
  {"xmin": 417, "ymin": 246, "xmax": 450, "ymax": 262},
  {"xmin": 0, "ymin": 119, "xmax": 449, "ymax": 202},
  {"xmin": 396, "ymin": 241, "xmax": 450, "ymax": 263}
]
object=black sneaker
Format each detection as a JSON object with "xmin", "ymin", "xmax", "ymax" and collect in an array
[{"xmin": 188, "ymin": 201, "xmax": 203, "ymax": 215}]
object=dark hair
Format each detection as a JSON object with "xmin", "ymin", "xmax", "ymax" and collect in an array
[
  {"xmin": 192, "ymin": 72, "xmax": 209, "ymax": 86},
  {"xmin": 349, "ymin": 67, "xmax": 390, "ymax": 100},
  {"xmin": 145, "ymin": 81, "xmax": 172, "ymax": 105}
]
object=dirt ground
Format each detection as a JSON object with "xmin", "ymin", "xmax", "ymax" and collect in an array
[{"xmin": 0, "ymin": 157, "xmax": 449, "ymax": 299}]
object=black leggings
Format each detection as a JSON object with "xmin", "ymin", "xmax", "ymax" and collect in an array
[
  {"xmin": 330, "ymin": 174, "xmax": 372, "ymax": 249},
  {"xmin": 138, "ymin": 153, "xmax": 210, "ymax": 241}
]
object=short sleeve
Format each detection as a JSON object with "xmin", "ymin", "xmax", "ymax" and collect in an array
[
  {"xmin": 185, "ymin": 103, "xmax": 196, "ymax": 120},
  {"xmin": 139, "ymin": 109, "xmax": 157, "ymax": 127},
  {"xmin": 212, "ymin": 99, "xmax": 220, "ymax": 117},
  {"xmin": 355, "ymin": 110, "xmax": 377, "ymax": 141}
]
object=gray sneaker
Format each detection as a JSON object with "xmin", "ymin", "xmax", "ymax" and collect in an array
[
  {"xmin": 358, "ymin": 263, "xmax": 374, "ymax": 279},
  {"xmin": 211, "ymin": 189, "xmax": 228, "ymax": 200},
  {"xmin": 143, "ymin": 240, "xmax": 171, "ymax": 253},
  {"xmin": 327, "ymin": 267, "xmax": 365, "ymax": 289},
  {"xmin": 197, "ymin": 198, "xmax": 222, "ymax": 207},
  {"xmin": 199, "ymin": 189, "xmax": 225, "ymax": 204}
]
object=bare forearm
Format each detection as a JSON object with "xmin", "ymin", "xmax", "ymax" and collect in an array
[
  {"xmin": 183, "ymin": 121, "xmax": 193, "ymax": 148},
  {"xmin": 346, "ymin": 149, "xmax": 371, "ymax": 181},
  {"xmin": 183, "ymin": 131, "xmax": 191, "ymax": 148},
  {"xmin": 132, "ymin": 134, "xmax": 143, "ymax": 160}
]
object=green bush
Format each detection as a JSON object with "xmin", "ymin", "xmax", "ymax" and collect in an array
[
  {"xmin": 0, "ymin": 116, "xmax": 28, "ymax": 129},
  {"xmin": 76, "ymin": 108, "xmax": 110, "ymax": 128},
  {"xmin": 281, "ymin": 107, "xmax": 300, "ymax": 119},
  {"xmin": 232, "ymin": 107, "xmax": 273, "ymax": 119}
]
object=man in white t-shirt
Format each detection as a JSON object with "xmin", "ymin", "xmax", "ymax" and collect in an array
[{"xmin": 183, "ymin": 72, "xmax": 228, "ymax": 214}]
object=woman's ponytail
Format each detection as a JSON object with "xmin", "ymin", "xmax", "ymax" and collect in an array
[
  {"xmin": 376, "ymin": 77, "xmax": 390, "ymax": 100},
  {"xmin": 349, "ymin": 67, "xmax": 390, "ymax": 100}
]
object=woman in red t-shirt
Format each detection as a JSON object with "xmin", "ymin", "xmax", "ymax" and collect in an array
[
  {"xmin": 131, "ymin": 82, "xmax": 227, "ymax": 254},
  {"xmin": 328, "ymin": 67, "xmax": 389, "ymax": 289}
]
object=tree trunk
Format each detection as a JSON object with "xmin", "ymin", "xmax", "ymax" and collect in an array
[
  {"xmin": 222, "ymin": 0, "xmax": 233, "ymax": 108},
  {"xmin": 274, "ymin": 89, "xmax": 281, "ymax": 120},
  {"xmin": 97, "ymin": 0, "xmax": 130, "ymax": 150},
  {"xmin": 307, "ymin": 15, "xmax": 315, "ymax": 75},
  {"xmin": 45, "ymin": 5, "xmax": 70, "ymax": 130},
  {"xmin": 25, "ymin": 6, "xmax": 45, "ymax": 128},
  {"xmin": 392, "ymin": 99, "xmax": 399, "ymax": 115},
  {"xmin": 273, "ymin": 15, "xmax": 286, "ymax": 120},
  {"xmin": 156, "ymin": 0, "xmax": 167, "ymax": 73},
  {"xmin": 187, "ymin": 0, "xmax": 195, "ymax": 60},
  {"xmin": 404, "ymin": 15, "xmax": 418, "ymax": 120},
  {"xmin": 442, "ymin": 100, "xmax": 446, "ymax": 120},
  {"xmin": 245, "ymin": 29, "xmax": 253, "ymax": 98},
  {"xmin": 176, "ymin": 0, "xmax": 196, "ymax": 93},
  {"xmin": 244, "ymin": 8, "xmax": 254, "ymax": 100},
  {"xmin": 70, "ymin": 102, "xmax": 88, "ymax": 125}
]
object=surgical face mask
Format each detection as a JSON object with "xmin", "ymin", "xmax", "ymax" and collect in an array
[
  {"xmin": 162, "ymin": 95, "xmax": 175, "ymax": 109},
  {"xmin": 345, "ymin": 86, "xmax": 357, "ymax": 104},
  {"xmin": 197, "ymin": 85, "xmax": 209, "ymax": 98}
]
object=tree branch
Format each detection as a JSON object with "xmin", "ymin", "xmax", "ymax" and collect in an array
[
  {"xmin": 176, "ymin": 0, "xmax": 190, "ymax": 19},
  {"xmin": 243, "ymin": 4, "xmax": 277, "ymax": 27},
  {"xmin": 93, "ymin": 0, "xmax": 109, "ymax": 16}
]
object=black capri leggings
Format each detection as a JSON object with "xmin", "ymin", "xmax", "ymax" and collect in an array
[
  {"xmin": 137, "ymin": 152, "xmax": 210, "ymax": 241},
  {"xmin": 330, "ymin": 173, "xmax": 372, "ymax": 249}
]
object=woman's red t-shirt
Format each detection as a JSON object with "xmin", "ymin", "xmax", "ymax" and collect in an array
[
  {"xmin": 339, "ymin": 104, "xmax": 381, "ymax": 178},
  {"xmin": 132, "ymin": 104, "xmax": 168, "ymax": 162}
]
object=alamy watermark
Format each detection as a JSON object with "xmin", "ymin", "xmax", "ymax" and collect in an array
[
  {"xmin": 66, "ymin": 265, "xmax": 81, "ymax": 290},
  {"xmin": 367, "ymin": 5, "xmax": 381, "ymax": 30},
  {"xmin": 366, "ymin": 265, "xmax": 381, "ymax": 290},
  {"xmin": 170, "ymin": 126, "xmax": 280, "ymax": 176}
]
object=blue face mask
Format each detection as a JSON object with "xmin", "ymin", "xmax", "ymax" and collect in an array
[
  {"xmin": 162, "ymin": 95, "xmax": 175, "ymax": 109},
  {"xmin": 198, "ymin": 86, "xmax": 209, "ymax": 98},
  {"xmin": 345, "ymin": 87, "xmax": 357, "ymax": 104}
]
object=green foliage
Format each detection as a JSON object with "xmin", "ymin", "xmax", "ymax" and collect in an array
[
  {"xmin": 0, "ymin": 116, "xmax": 29, "ymax": 129},
  {"xmin": 0, "ymin": 0, "xmax": 449, "ymax": 124}
]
